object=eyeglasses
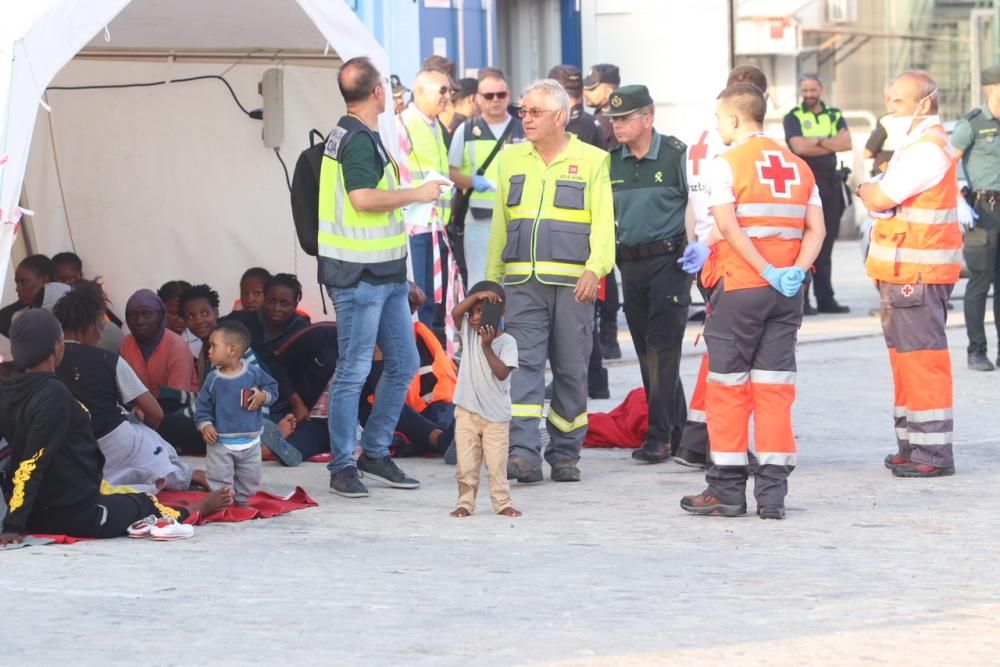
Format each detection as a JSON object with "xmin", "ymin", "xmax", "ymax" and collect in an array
[
  {"xmin": 479, "ymin": 91, "xmax": 509, "ymax": 101},
  {"xmin": 517, "ymin": 107, "xmax": 559, "ymax": 119},
  {"xmin": 435, "ymin": 86, "xmax": 451, "ymax": 96}
]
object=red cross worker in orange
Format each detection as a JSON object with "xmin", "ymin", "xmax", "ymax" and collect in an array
[
  {"xmin": 680, "ymin": 83, "xmax": 825, "ymax": 520},
  {"xmin": 857, "ymin": 70, "xmax": 962, "ymax": 479}
]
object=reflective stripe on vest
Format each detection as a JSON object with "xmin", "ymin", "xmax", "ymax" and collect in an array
[
  {"xmin": 464, "ymin": 118, "xmax": 524, "ymax": 210},
  {"xmin": 791, "ymin": 105, "xmax": 842, "ymax": 138},
  {"xmin": 405, "ymin": 322, "xmax": 457, "ymax": 413},
  {"xmin": 317, "ymin": 135, "xmax": 406, "ymax": 265},
  {"xmin": 865, "ymin": 125, "xmax": 962, "ymax": 285}
]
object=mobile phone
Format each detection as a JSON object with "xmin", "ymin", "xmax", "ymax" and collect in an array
[
  {"xmin": 241, "ymin": 388, "xmax": 255, "ymax": 409},
  {"xmin": 480, "ymin": 300, "xmax": 502, "ymax": 330}
]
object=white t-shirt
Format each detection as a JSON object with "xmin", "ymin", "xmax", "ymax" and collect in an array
[
  {"xmin": 877, "ymin": 116, "xmax": 953, "ymax": 205},
  {"xmin": 453, "ymin": 316, "xmax": 519, "ymax": 423},
  {"xmin": 115, "ymin": 356, "xmax": 149, "ymax": 404}
]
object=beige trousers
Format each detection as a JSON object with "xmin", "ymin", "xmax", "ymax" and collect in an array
[{"xmin": 454, "ymin": 406, "xmax": 513, "ymax": 513}]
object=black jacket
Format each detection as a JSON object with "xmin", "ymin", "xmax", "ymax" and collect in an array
[
  {"xmin": 0, "ymin": 371, "xmax": 105, "ymax": 533},
  {"xmin": 223, "ymin": 311, "xmax": 311, "ymax": 409}
]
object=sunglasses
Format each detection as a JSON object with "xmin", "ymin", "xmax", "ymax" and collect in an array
[
  {"xmin": 517, "ymin": 107, "xmax": 558, "ymax": 119},
  {"xmin": 479, "ymin": 91, "xmax": 509, "ymax": 101}
]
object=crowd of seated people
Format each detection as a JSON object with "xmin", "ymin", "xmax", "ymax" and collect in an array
[{"xmin": 0, "ymin": 252, "xmax": 463, "ymax": 538}]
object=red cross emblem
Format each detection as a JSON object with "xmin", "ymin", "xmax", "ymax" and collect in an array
[
  {"xmin": 756, "ymin": 151, "xmax": 801, "ymax": 199},
  {"xmin": 568, "ymin": 165, "xmax": 578, "ymax": 175},
  {"xmin": 689, "ymin": 130, "xmax": 710, "ymax": 176},
  {"xmin": 901, "ymin": 284, "xmax": 914, "ymax": 297}
]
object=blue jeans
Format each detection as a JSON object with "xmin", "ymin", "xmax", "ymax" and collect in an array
[
  {"xmin": 463, "ymin": 216, "xmax": 493, "ymax": 289},
  {"xmin": 409, "ymin": 232, "xmax": 449, "ymax": 327},
  {"xmin": 326, "ymin": 280, "xmax": 419, "ymax": 473}
]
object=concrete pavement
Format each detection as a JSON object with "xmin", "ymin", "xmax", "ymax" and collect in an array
[{"xmin": 2, "ymin": 241, "xmax": 998, "ymax": 666}]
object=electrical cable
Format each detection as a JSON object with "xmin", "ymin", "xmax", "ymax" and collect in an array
[
  {"xmin": 48, "ymin": 74, "xmax": 255, "ymax": 117},
  {"xmin": 274, "ymin": 147, "xmax": 291, "ymax": 192}
]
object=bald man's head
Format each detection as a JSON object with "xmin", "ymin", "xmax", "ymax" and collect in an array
[
  {"xmin": 338, "ymin": 56, "xmax": 383, "ymax": 105},
  {"xmin": 412, "ymin": 68, "xmax": 451, "ymax": 118},
  {"xmin": 887, "ymin": 69, "xmax": 939, "ymax": 117}
]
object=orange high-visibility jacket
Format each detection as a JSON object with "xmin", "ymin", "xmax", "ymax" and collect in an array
[
  {"xmin": 405, "ymin": 322, "xmax": 457, "ymax": 413},
  {"xmin": 865, "ymin": 125, "xmax": 962, "ymax": 285},
  {"xmin": 702, "ymin": 135, "xmax": 815, "ymax": 291}
]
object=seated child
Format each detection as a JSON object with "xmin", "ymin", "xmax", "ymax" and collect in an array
[
  {"xmin": 232, "ymin": 267, "xmax": 271, "ymax": 313},
  {"xmin": 449, "ymin": 281, "xmax": 521, "ymax": 518},
  {"xmin": 195, "ymin": 321, "xmax": 278, "ymax": 506},
  {"xmin": 158, "ymin": 280, "xmax": 201, "ymax": 358}
]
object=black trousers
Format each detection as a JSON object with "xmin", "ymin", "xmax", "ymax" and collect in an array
[
  {"xmin": 621, "ymin": 253, "xmax": 691, "ymax": 444},
  {"xmin": 810, "ymin": 173, "xmax": 846, "ymax": 306},
  {"xmin": 27, "ymin": 492, "xmax": 186, "ymax": 538},
  {"xmin": 588, "ymin": 307, "xmax": 606, "ymax": 391},
  {"xmin": 598, "ymin": 269, "xmax": 620, "ymax": 330}
]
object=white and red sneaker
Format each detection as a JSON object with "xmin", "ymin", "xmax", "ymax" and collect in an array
[
  {"xmin": 149, "ymin": 517, "xmax": 195, "ymax": 541},
  {"xmin": 127, "ymin": 515, "xmax": 158, "ymax": 538}
]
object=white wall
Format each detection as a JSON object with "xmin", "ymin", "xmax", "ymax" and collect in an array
[
  {"xmin": 11, "ymin": 58, "xmax": 345, "ymax": 321},
  {"xmin": 580, "ymin": 0, "xmax": 731, "ymax": 144}
]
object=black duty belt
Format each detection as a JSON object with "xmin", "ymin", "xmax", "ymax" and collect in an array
[{"xmin": 617, "ymin": 234, "xmax": 686, "ymax": 262}]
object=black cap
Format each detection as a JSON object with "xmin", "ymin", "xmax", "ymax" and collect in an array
[
  {"xmin": 10, "ymin": 309, "xmax": 62, "ymax": 370},
  {"xmin": 603, "ymin": 85, "xmax": 654, "ymax": 117},
  {"xmin": 548, "ymin": 65, "xmax": 583, "ymax": 97},
  {"xmin": 583, "ymin": 64, "xmax": 620, "ymax": 90},
  {"xmin": 453, "ymin": 77, "xmax": 478, "ymax": 102},
  {"xmin": 983, "ymin": 65, "xmax": 1000, "ymax": 86}
]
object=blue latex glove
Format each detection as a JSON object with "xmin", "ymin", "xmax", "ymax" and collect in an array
[
  {"xmin": 472, "ymin": 175, "xmax": 494, "ymax": 193},
  {"xmin": 677, "ymin": 240, "xmax": 710, "ymax": 274},
  {"xmin": 958, "ymin": 196, "xmax": 978, "ymax": 230},
  {"xmin": 760, "ymin": 264, "xmax": 787, "ymax": 293},
  {"xmin": 778, "ymin": 266, "xmax": 806, "ymax": 297}
]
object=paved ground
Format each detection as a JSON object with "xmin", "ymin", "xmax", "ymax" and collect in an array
[{"xmin": 3, "ymin": 242, "xmax": 999, "ymax": 666}]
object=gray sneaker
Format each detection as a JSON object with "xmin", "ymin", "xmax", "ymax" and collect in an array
[
  {"xmin": 357, "ymin": 454, "xmax": 420, "ymax": 489},
  {"xmin": 330, "ymin": 467, "xmax": 369, "ymax": 498},
  {"xmin": 968, "ymin": 351, "xmax": 995, "ymax": 372}
]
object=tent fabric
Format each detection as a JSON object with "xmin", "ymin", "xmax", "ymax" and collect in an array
[{"xmin": 0, "ymin": 0, "xmax": 394, "ymax": 304}]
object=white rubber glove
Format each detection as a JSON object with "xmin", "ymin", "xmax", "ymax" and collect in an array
[{"xmin": 958, "ymin": 195, "xmax": 978, "ymax": 230}]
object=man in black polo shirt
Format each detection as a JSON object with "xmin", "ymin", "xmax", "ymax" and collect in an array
[
  {"xmin": 608, "ymin": 85, "xmax": 690, "ymax": 463},
  {"xmin": 784, "ymin": 73, "xmax": 852, "ymax": 314}
]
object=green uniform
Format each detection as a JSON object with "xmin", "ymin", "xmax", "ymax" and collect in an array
[
  {"xmin": 610, "ymin": 131, "xmax": 688, "ymax": 246},
  {"xmin": 610, "ymin": 129, "xmax": 691, "ymax": 447},
  {"xmin": 952, "ymin": 104, "xmax": 1000, "ymax": 358}
]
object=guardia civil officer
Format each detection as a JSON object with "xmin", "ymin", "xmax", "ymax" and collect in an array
[
  {"xmin": 605, "ymin": 85, "xmax": 691, "ymax": 463},
  {"xmin": 784, "ymin": 73, "xmax": 852, "ymax": 314},
  {"xmin": 952, "ymin": 64, "xmax": 1000, "ymax": 371},
  {"xmin": 486, "ymin": 79, "xmax": 616, "ymax": 483}
]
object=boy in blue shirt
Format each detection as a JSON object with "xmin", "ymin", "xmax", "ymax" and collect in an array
[{"xmin": 195, "ymin": 321, "xmax": 278, "ymax": 506}]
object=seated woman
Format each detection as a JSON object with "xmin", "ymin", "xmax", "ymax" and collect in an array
[
  {"xmin": 52, "ymin": 280, "xmax": 210, "ymax": 493},
  {"xmin": 0, "ymin": 310, "xmax": 231, "ymax": 544},
  {"xmin": 180, "ymin": 283, "xmax": 301, "ymax": 466},
  {"xmin": 0, "ymin": 255, "xmax": 53, "ymax": 339},
  {"xmin": 120, "ymin": 289, "xmax": 201, "ymax": 454}
]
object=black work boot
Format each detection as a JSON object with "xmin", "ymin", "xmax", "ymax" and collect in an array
[{"xmin": 631, "ymin": 439, "xmax": 671, "ymax": 463}]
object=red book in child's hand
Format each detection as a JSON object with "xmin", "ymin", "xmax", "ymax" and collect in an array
[{"xmin": 240, "ymin": 388, "xmax": 255, "ymax": 409}]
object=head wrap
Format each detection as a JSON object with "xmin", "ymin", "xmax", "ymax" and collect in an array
[
  {"xmin": 126, "ymin": 289, "xmax": 167, "ymax": 361},
  {"xmin": 10, "ymin": 309, "xmax": 62, "ymax": 370}
]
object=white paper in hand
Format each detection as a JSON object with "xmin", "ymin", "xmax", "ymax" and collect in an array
[{"xmin": 404, "ymin": 170, "xmax": 454, "ymax": 229}]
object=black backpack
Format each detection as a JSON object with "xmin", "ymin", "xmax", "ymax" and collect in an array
[{"xmin": 290, "ymin": 129, "xmax": 326, "ymax": 257}]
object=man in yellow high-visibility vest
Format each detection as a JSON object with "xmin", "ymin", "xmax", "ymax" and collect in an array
[
  {"xmin": 319, "ymin": 56, "xmax": 447, "ymax": 499},
  {"xmin": 486, "ymin": 79, "xmax": 616, "ymax": 484}
]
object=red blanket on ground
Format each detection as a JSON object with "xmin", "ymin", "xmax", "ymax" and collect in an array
[
  {"xmin": 584, "ymin": 388, "xmax": 648, "ymax": 449},
  {"xmin": 158, "ymin": 486, "xmax": 318, "ymax": 525}
]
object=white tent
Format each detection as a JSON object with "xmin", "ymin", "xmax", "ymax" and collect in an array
[{"xmin": 0, "ymin": 0, "xmax": 396, "ymax": 330}]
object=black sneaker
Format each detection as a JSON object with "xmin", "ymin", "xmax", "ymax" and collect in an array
[
  {"xmin": 757, "ymin": 505, "xmax": 786, "ymax": 520},
  {"xmin": 330, "ymin": 467, "xmax": 369, "ymax": 498},
  {"xmin": 357, "ymin": 453, "xmax": 420, "ymax": 489},
  {"xmin": 673, "ymin": 447, "xmax": 707, "ymax": 469}
]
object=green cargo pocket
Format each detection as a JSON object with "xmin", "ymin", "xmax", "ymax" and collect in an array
[
  {"xmin": 549, "ymin": 221, "xmax": 591, "ymax": 263},
  {"xmin": 553, "ymin": 180, "xmax": 585, "ymax": 210},
  {"xmin": 506, "ymin": 174, "xmax": 526, "ymax": 207}
]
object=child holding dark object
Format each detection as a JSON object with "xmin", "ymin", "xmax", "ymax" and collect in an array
[
  {"xmin": 195, "ymin": 321, "xmax": 278, "ymax": 506},
  {"xmin": 449, "ymin": 281, "xmax": 521, "ymax": 518}
]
